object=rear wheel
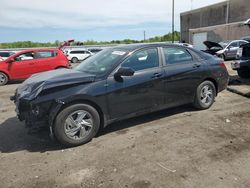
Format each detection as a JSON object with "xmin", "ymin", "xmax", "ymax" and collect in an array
[
  {"xmin": 193, "ymin": 81, "xmax": 216, "ymax": 110},
  {"xmin": 54, "ymin": 104, "xmax": 100, "ymax": 147},
  {"xmin": 237, "ymin": 70, "xmax": 250, "ymax": 78},
  {"xmin": 0, "ymin": 72, "xmax": 8, "ymax": 86},
  {"xmin": 71, "ymin": 57, "xmax": 78, "ymax": 64}
]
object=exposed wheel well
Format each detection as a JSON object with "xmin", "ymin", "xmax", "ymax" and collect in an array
[{"xmin": 55, "ymin": 66, "xmax": 67, "ymax": 69}]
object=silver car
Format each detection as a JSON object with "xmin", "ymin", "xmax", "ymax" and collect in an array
[{"xmin": 204, "ymin": 40, "xmax": 249, "ymax": 60}]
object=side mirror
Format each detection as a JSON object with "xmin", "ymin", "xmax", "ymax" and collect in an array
[
  {"xmin": 114, "ymin": 67, "xmax": 135, "ymax": 78},
  {"xmin": 7, "ymin": 58, "xmax": 15, "ymax": 63}
]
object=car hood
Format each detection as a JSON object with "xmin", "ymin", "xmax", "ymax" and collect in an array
[
  {"xmin": 203, "ymin": 41, "xmax": 223, "ymax": 49},
  {"xmin": 16, "ymin": 68, "xmax": 95, "ymax": 100}
]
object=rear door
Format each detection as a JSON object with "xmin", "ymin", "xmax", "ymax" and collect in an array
[
  {"xmin": 161, "ymin": 47, "xmax": 206, "ymax": 107},
  {"xmin": 106, "ymin": 48, "xmax": 165, "ymax": 119}
]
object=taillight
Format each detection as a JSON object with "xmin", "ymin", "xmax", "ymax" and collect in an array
[{"xmin": 219, "ymin": 61, "xmax": 226, "ymax": 69}]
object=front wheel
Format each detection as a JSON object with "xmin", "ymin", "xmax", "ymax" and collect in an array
[
  {"xmin": 54, "ymin": 104, "xmax": 100, "ymax": 147},
  {"xmin": 218, "ymin": 54, "xmax": 226, "ymax": 61},
  {"xmin": 0, "ymin": 72, "xmax": 8, "ymax": 86},
  {"xmin": 193, "ymin": 81, "xmax": 216, "ymax": 110}
]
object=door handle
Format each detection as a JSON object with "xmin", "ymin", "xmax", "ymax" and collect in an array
[
  {"xmin": 193, "ymin": 63, "xmax": 201, "ymax": 68},
  {"xmin": 151, "ymin": 73, "xmax": 163, "ymax": 78},
  {"xmin": 29, "ymin": 63, "xmax": 35, "ymax": 65}
]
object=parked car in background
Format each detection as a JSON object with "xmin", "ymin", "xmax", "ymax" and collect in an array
[
  {"xmin": 12, "ymin": 43, "xmax": 229, "ymax": 146},
  {"xmin": 0, "ymin": 49, "xmax": 69, "ymax": 85},
  {"xmin": 66, "ymin": 49, "xmax": 92, "ymax": 63},
  {"xmin": 203, "ymin": 40, "xmax": 249, "ymax": 60},
  {"xmin": 88, "ymin": 48, "xmax": 103, "ymax": 54},
  {"xmin": 176, "ymin": 43, "xmax": 193, "ymax": 48},
  {"xmin": 241, "ymin": 36, "xmax": 250, "ymax": 42},
  {"xmin": 231, "ymin": 43, "xmax": 250, "ymax": 78},
  {"xmin": 0, "ymin": 51, "xmax": 17, "ymax": 61}
]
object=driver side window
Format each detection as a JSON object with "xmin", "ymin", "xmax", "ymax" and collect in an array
[
  {"xmin": 121, "ymin": 48, "xmax": 159, "ymax": 71},
  {"xmin": 15, "ymin": 52, "xmax": 35, "ymax": 62}
]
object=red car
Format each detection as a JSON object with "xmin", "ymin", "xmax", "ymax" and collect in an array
[{"xmin": 0, "ymin": 49, "xmax": 70, "ymax": 85}]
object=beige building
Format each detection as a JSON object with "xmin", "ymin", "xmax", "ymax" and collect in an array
[{"xmin": 180, "ymin": 0, "xmax": 250, "ymax": 50}]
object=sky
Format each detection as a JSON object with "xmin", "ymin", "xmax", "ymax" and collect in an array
[{"xmin": 0, "ymin": 0, "xmax": 225, "ymax": 42}]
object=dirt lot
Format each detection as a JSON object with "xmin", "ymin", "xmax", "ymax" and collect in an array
[{"xmin": 1, "ymin": 63, "xmax": 250, "ymax": 188}]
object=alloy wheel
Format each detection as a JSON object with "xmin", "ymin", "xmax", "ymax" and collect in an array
[
  {"xmin": 0, "ymin": 73, "xmax": 7, "ymax": 85},
  {"xmin": 200, "ymin": 85, "xmax": 213, "ymax": 106},
  {"xmin": 64, "ymin": 110, "xmax": 93, "ymax": 140}
]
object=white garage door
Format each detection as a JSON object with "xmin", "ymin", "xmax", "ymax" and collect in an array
[{"xmin": 193, "ymin": 32, "xmax": 207, "ymax": 50}]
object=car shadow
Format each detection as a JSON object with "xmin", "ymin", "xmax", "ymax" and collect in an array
[
  {"xmin": 7, "ymin": 80, "xmax": 23, "ymax": 85},
  {"xmin": 228, "ymin": 75, "xmax": 250, "ymax": 86},
  {"xmin": 98, "ymin": 105, "xmax": 195, "ymax": 136},
  {"xmin": 0, "ymin": 117, "xmax": 63, "ymax": 153},
  {"xmin": 0, "ymin": 105, "xmax": 195, "ymax": 153}
]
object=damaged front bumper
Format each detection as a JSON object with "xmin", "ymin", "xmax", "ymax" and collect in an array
[{"xmin": 11, "ymin": 93, "xmax": 51, "ymax": 129}]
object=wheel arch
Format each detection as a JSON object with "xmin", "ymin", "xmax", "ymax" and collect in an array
[
  {"xmin": 50, "ymin": 99, "xmax": 106, "ymax": 130},
  {"xmin": 0, "ymin": 70, "xmax": 10, "ymax": 80},
  {"xmin": 203, "ymin": 78, "xmax": 218, "ymax": 95}
]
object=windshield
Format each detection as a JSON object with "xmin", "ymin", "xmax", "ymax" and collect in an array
[
  {"xmin": 219, "ymin": 41, "xmax": 231, "ymax": 48},
  {"xmin": 75, "ymin": 48, "xmax": 128, "ymax": 76}
]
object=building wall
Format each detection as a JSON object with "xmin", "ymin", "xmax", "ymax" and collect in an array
[{"xmin": 180, "ymin": 0, "xmax": 250, "ymax": 43}]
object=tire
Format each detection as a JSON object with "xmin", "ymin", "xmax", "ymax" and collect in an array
[
  {"xmin": 237, "ymin": 70, "xmax": 250, "ymax": 79},
  {"xmin": 0, "ymin": 72, "xmax": 8, "ymax": 86},
  {"xmin": 218, "ymin": 54, "xmax": 226, "ymax": 61},
  {"xmin": 54, "ymin": 104, "xmax": 100, "ymax": 147},
  {"xmin": 193, "ymin": 81, "xmax": 216, "ymax": 110},
  {"xmin": 71, "ymin": 57, "xmax": 78, "ymax": 64}
]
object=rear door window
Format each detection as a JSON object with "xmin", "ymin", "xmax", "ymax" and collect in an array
[
  {"xmin": 35, "ymin": 51, "xmax": 56, "ymax": 59},
  {"xmin": 163, "ymin": 47, "xmax": 193, "ymax": 65},
  {"xmin": 239, "ymin": 41, "xmax": 248, "ymax": 46}
]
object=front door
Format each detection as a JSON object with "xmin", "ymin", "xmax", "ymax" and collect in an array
[
  {"xmin": 8, "ymin": 51, "xmax": 36, "ymax": 79},
  {"xmin": 106, "ymin": 48, "xmax": 165, "ymax": 120}
]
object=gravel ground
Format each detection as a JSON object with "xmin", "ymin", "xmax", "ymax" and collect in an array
[{"xmin": 0, "ymin": 64, "xmax": 250, "ymax": 188}]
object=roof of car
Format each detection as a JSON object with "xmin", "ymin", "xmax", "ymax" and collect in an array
[
  {"xmin": 13, "ymin": 48, "xmax": 59, "ymax": 54},
  {"xmin": 110, "ymin": 43, "xmax": 188, "ymax": 51}
]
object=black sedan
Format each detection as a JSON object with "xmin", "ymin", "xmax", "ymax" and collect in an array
[{"xmin": 12, "ymin": 43, "xmax": 229, "ymax": 146}]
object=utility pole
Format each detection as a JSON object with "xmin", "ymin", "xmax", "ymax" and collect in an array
[
  {"xmin": 172, "ymin": 0, "xmax": 175, "ymax": 43},
  {"xmin": 144, "ymin": 30, "xmax": 146, "ymax": 42},
  {"xmin": 226, "ymin": 0, "xmax": 230, "ymax": 24},
  {"xmin": 226, "ymin": 0, "xmax": 230, "ymax": 40}
]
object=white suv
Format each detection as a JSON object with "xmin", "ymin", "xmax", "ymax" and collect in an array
[{"xmin": 66, "ymin": 50, "xmax": 92, "ymax": 63}]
